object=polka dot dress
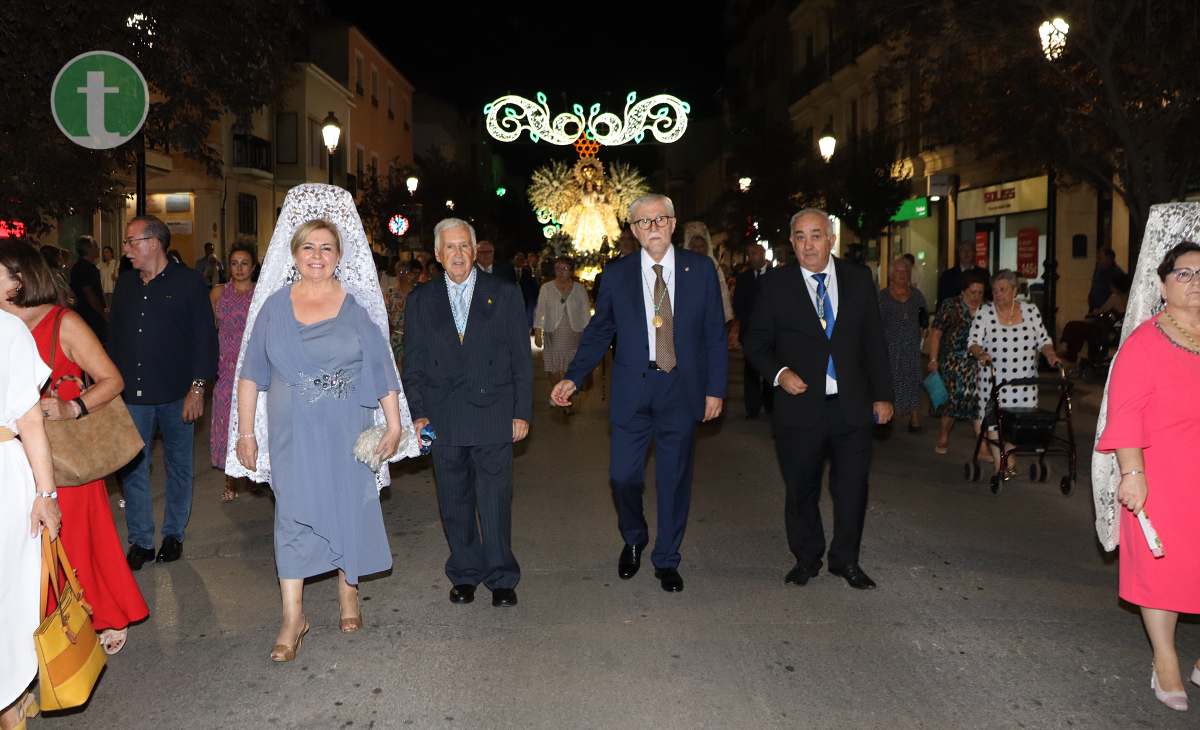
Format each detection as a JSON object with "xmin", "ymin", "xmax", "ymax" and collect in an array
[{"xmin": 968, "ymin": 301, "xmax": 1052, "ymax": 419}]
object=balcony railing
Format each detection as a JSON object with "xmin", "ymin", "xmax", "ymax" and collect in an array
[{"xmin": 232, "ymin": 134, "xmax": 272, "ymax": 173}]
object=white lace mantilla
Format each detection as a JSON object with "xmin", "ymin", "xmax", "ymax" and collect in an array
[
  {"xmin": 1092, "ymin": 202, "xmax": 1200, "ymax": 550},
  {"xmin": 224, "ymin": 184, "xmax": 420, "ymax": 490}
]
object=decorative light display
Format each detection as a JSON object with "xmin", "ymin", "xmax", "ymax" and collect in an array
[
  {"xmin": 1038, "ymin": 17, "xmax": 1069, "ymax": 61},
  {"xmin": 528, "ymin": 158, "xmax": 648, "ymax": 254},
  {"xmin": 387, "ymin": 213, "xmax": 410, "ymax": 236},
  {"xmin": 445, "ymin": 199, "xmax": 455, "ymax": 210},
  {"xmin": 484, "ymin": 91, "xmax": 690, "ymax": 146},
  {"xmin": 495, "ymin": 187, "xmax": 507, "ymax": 197},
  {"xmin": 542, "ymin": 224, "xmax": 559, "ymax": 239},
  {"xmin": 573, "ymin": 134, "xmax": 601, "ymax": 158},
  {"xmin": 738, "ymin": 177, "xmax": 752, "ymax": 193}
]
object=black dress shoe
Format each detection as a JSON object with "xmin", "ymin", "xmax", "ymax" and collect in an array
[
  {"xmin": 448, "ymin": 584, "xmax": 476, "ymax": 604},
  {"xmin": 829, "ymin": 563, "xmax": 877, "ymax": 590},
  {"xmin": 155, "ymin": 537, "xmax": 182, "ymax": 563},
  {"xmin": 784, "ymin": 561, "xmax": 822, "ymax": 586},
  {"xmin": 618, "ymin": 541, "xmax": 648, "ymax": 580},
  {"xmin": 653, "ymin": 568, "xmax": 684, "ymax": 593},
  {"xmin": 126, "ymin": 544, "xmax": 155, "ymax": 571},
  {"xmin": 491, "ymin": 588, "xmax": 518, "ymax": 607}
]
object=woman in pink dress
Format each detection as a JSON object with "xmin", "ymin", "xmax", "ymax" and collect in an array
[
  {"xmin": 1098, "ymin": 240, "xmax": 1200, "ymax": 712},
  {"xmin": 209, "ymin": 244, "xmax": 256, "ymax": 502}
]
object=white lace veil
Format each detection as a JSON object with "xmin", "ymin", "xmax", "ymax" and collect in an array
[
  {"xmin": 1091, "ymin": 202, "xmax": 1200, "ymax": 550},
  {"xmin": 224, "ymin": 184, "xmax": 420, "ymax": 489}
]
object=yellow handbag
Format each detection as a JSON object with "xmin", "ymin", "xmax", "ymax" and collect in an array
[{"xmin": 34, "ymin": 533, "xmax": 107, "ymax": 711}]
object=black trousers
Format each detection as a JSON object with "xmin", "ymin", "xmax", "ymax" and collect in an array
[
  {"xmin": 774, "ymin": 397, "xmax": 874, "ymax": 569},
  {"xmin": 743, "ymin": 358, "xmax": 773, "ymax": 417},
  {"xmin": 431, "ymin": 443, "xmax": 520, "ymax": 589}
]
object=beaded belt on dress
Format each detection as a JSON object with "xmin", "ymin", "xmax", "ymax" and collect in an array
[{"xmin": 295, "ymin": 367, "xmax": 359, "ymax": 402}]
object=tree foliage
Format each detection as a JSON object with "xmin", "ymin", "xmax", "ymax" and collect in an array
[
  {"xmin": 0, "ymin": 0, "xmax": 316, "ymax": 233},
  {"xmin": 881, "ymin": 0, "xmax": 1200, "ymax": 261}
]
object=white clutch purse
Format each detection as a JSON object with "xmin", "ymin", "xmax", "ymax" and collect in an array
[{"xmin": 353, "ymin": 425, "xmax": 402, "ymax": 472}]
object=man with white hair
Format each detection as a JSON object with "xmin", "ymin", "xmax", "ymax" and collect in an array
[
  {"xmin": 402, "ymin": 218, "xmax": 532, "ymax": 608},
  {"xmin": 551, "ymin": 194, "xmax": 727, "ymax": 593},
  {"xmin": 745, "ymin": 208, "xmax": 893, "ymax": 590}
]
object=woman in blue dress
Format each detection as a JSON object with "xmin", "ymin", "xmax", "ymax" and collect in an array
[{"xmin": 234, "ymin": 218, "xmax": 405, "ymax": 662}]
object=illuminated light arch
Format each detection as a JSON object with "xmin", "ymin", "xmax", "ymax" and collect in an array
[{"xmin": 484, "ymin": 91, "xmax": 690, "ymax": 146}]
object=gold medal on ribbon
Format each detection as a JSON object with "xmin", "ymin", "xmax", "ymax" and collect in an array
[
  {"xmin": 819, "ymin": 317, "xmax": 827, "ymax": 331},
  {"xmin": 652, "ymin": 314, "xmax": 664, "ymax": 328}
]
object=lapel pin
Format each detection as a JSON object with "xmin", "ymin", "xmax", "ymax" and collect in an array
[
  {"xmin": 487, "ymin": 297, "xmax": 493, "ymax": 305},
  {"xmin": 684, "ymin": 266, "xmax": 690, "ymax": 272}
]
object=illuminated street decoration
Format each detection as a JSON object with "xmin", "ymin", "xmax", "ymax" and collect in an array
[
  {"xmin": 484, "ymin": 91, "xmax": 690, "ymax": 146},
  {"xmin": 387, "ymin": 213, "xmax": 410, "ymax": 236},
  {"xmin": 0, "ymin": 220, "xmax": 27, "ymax": 238}
]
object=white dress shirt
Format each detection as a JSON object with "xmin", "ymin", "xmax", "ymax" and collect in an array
[
  {"xmin": 640, "ymin": 246, "xmax": 676, "ymax": 359},
  {"xmin": 776, "ymin": 256, "xmax": 840, "ymax": 394}
]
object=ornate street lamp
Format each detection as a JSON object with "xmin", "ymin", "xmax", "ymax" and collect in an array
[
  {"xmin": 321, "ymin": 111, "xmax": 341, "ymax": 185},
  {"xmin": 445, "ymin": 199, "xmax": 455, "ymax": 211},
  {"xmin": 1038, "ymin": 17, "xmax": 1069, "ymax": 61},
  {"xmin": 817, "ymin": 122, "xmax": 837, "ymax": 163},
  {"xmin": 737, "ymin": 176, "xmax": 753, "ymax": 193},
  {"xmin": 405, "ymin": 176, "xmax": 419, "ymax": 197}
]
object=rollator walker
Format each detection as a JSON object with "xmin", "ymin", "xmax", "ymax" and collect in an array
[{"xmin": 964, "ymin": 363, "xmax": 1078, "ymax": 496}]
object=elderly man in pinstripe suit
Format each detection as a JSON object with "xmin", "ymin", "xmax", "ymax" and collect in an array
[{"xmin": 403, "ymin": 219, "xmax": 533, "ymax": 607}]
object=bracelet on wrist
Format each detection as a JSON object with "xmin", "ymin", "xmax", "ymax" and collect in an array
[
  {"xmin": 73, "ymin": 397, "xmax": 88, "ymax": 419},
  {"xmin": 36, "ymin": 490, "xmax": 58, "ymax": 500},
  {"xmin": 237, "ymin": 433, "xmax": 256, "ymax": 440},
  {"xmin": 1120, "ymin": 469, "xmax": 1144, "ymax": 478}
]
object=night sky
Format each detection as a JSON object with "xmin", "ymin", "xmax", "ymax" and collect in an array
[{"xmin": 334, "ymin": 2, "xmax": 729, "ymax": 110}]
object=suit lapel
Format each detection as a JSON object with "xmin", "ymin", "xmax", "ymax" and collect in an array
[
  {"xmin": 462, "ymin": 272, "xmax": 492, "ymax": 345},
  {"xmin": 433, "ymin": 274, "xmax": 463, "ymax": 348},
  {"xmin": 628, "ymin": 257, "xmax": 650, "ymax": 358},
  {"xmin": 674, "ymin": 251, "xmax": 695, "ymax": 339},
  {"xmin": 792, "ymin": 266, "xmax": 825, "ymax": 338},
  {"xmin": 830, "ymin": 257, "xmax": 850, "ymax": 343}
]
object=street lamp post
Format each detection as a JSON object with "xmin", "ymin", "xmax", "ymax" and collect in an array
[
  {"xmin": 321, "ymin": 111, "xmax": 342, "ymax": 186},
  {"xmin": 817, "ymin": 121, "xmax": 837, "ymax": 163},
  {"xmin": 737, "ymin": 176, "xmax": 752, "ymax": 193},
  {"xmin": 1039, "ymin": 17, "xmax": 1069, "ymax": 338},
  {"xmin": 406, "ymin": 176, "xmax": 419, "ymax": 197}
]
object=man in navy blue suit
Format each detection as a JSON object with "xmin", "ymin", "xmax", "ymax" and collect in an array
[
  {"xmin": 403, "ymin": 218, "xmax": 532, "ymax": 608},
  {"xmin": 551, "ymin": 194, "xmax": 727, "ymax": 593}
]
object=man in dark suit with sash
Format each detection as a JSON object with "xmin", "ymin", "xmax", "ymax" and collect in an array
[
  {"xmin": 745, "ymin": 208, "xmax": 894, "ymax": 590},
  {"xmin": 551, "ymin": 194, "xmax": 727, "ymax": 593},
  {"xmin": 403, "ymin": 218, "xmax": 532, "ymax": 607}
]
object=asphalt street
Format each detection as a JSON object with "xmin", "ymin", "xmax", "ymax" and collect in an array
[{"xmin": 46, "ymin": 352, "xmax": 1199, "ymax": 729}]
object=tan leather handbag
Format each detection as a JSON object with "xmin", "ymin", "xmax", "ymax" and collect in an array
[
  {"xmin": 41, "ymin": 308, "xmax": 145, "ymax": 486},
  {"xmin": 34, "ymin": 533, "xmax": 107, "ymax": 711}
]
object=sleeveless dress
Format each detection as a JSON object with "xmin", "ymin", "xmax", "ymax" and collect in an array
[
  {"xmin": 31, "ymin": 306, "xmax": 149, "ymax": 631},
  {"xmin": 0, "ymin": 311, "xmax": 50, "ymax": 708},
  {"xmin": 211, "ymin": 284, "xmax": 254, "ymax": 468}
]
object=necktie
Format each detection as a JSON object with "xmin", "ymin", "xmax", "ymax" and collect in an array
[
  {"xmin": 452, "ymin": 283, "xmax": 468, "ymax": 342},
  {"xmin": 652, "ymin": 264, "xmax": 676, "ymax": 372},
  {"xmin": 814, "ymin": 273, "xmax": 837, "ymax": 381}
]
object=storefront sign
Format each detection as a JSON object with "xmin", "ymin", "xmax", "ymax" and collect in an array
[
  {"xmin": 1016, "ymin": 228, "xmax": 1039, "ymax": 278},
  {"xmin": 975, "ymin": 232, "xmax": 988, "ymax": 268},
  {"xmin": 0, "ymin": 220, "xmax": 27, "ymax": 238},
  {"xmin": 891, "ymin": 197, "xmax": 929, "ymax": 222},
  {"xmin": 957, "ymin": 176, "xmax": 1048, "ymax": 220}
]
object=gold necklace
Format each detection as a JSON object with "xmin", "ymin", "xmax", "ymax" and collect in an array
[{"xmin": 1163, "ymin": 309, "xmax": 1200, "ymax": 352}]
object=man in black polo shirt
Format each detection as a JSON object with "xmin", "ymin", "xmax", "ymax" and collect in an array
[
  {"xmin": 937, "ymin": 240, "xmax": 991, "ymax": 309},
  {"xmin": 111, "ymin": 215, "xmax": 217, "ymax": 569}
]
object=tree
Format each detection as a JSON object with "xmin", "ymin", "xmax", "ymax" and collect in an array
[
  {"xmin": 0, "ymin": 1, "xmax": 315, "ymax": 233},
  {"xmin": 882, "ymin": 0, "xmax": 1200, "ymax": 264},
  {"xmin": 792, "ymin": 128, "xmax": 912, "ymax": 241}
]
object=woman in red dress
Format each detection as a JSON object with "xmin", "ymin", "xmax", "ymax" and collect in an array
[{"xmin": 0, "ymin": 240, "xmax": 149, "ymax": 655}]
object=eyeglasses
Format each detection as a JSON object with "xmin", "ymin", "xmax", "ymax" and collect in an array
[
  {"xmin": 122, "ymin": 235, "xmax": 154, "ymax": 247},
  {"xmin": 631, "ymin": 215, "xmax": 675, "ymax": 231},
  {"xmin": 1170, "ymin": 267, "xmax": 1200, "ymax": 284}
]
